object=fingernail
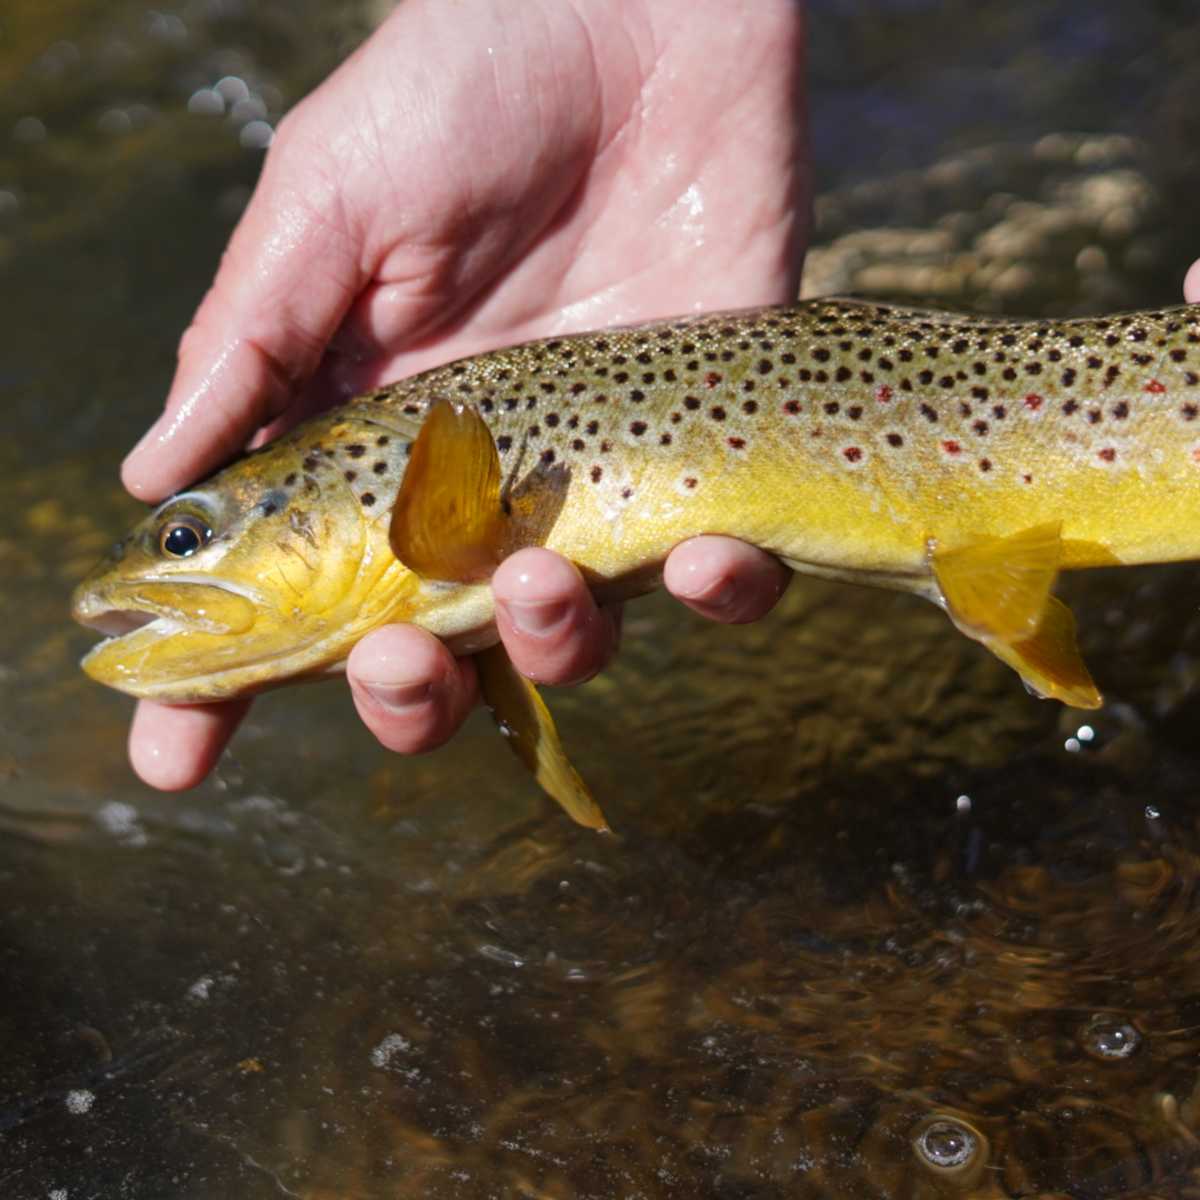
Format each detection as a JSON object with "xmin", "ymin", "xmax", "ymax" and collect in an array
[
  {"xmin": 361, "ymin": 679, "xmax": 433, "ymax": 712},
  {"xmin": 501, "ymin": 598, "xmax": 572, "ymax": 637}
]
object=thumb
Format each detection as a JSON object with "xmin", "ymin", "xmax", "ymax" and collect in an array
[{"xmin": 121, "ymin": 140, "xmax": 365, "ymax": 502}]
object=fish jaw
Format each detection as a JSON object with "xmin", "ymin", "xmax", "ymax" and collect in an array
[{"xmin": 73, "ymin": 575, "xmax": 266, "ymax": 700}]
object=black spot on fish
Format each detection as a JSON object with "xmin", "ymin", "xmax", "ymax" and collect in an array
[{"xmin": 361, "ymin": 493, "xmax": 376, "ymax": 507}]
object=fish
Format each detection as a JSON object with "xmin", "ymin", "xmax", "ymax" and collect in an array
[{"xmin": 72, "ymin": 298, "xmax": 1200, "ymax": 828}]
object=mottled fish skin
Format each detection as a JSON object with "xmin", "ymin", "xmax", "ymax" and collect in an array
[
  {"xmin": 345, "ymin": 299, "xmax": 1200, "ymax": 587},
  {"xmin": 74, "ymin": 299, "xmax": 1200, "ymax": 706}
]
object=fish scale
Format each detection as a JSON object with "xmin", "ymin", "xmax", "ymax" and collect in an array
[{"xmin": 347, "ymin": 299, "xmax": 1200, "ymax": 581}]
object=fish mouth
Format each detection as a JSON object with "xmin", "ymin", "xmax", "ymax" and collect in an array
[
  {"xmin": 71, "ymin": 575, "xmax": 342, "ymax": 701},
  {"xmin": 72, "ymin": 577, "xmax": 260, "ymax": 646}
]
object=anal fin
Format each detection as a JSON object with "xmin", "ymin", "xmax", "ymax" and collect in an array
[
  {"xmin": 475, "ymin": 645, "xmax": 610, "ymax": 832},
  {"xmin": 987, "ymin": 596, "xmax": 1102, "ymax": 709},
  {"xmin": 933, "ymin": 522, "xmax": 1063, "ymax": 642}
]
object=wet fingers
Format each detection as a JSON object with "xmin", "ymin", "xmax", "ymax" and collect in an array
[
  {"xmin": 664, "ymin": 535, "xmax": 789, "ymax": 624},
  {"xmin": 493, "ymin": 548, "xmax": 620, "ymax": 686},
  {"xmin": 348, "ymin": 624, "xmax": 479, "ymax": 754},
  {"xmin": 128, "ymin": 698, "xmax": 252, "ymax": 790}
]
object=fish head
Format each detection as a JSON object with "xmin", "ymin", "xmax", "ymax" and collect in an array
[{"xmin": 72, "ymin": 416, "xmax": 425, "ymax": 701}]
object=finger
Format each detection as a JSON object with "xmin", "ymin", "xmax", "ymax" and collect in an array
[
  {"xmin": 1186, "ymin": 260, "xmax": 1200, "ymax": 304},
  {"xmin": 663, "ymin": 535, "xmax": 790, "ymax": 624},
  {"xmin": 348, "ymin": 624, "xmax": 478, "ymax": 755},
  {"xmin": 493, "ymin": 547, "xmax": 620, "ymax": 686},
  {"xmin": 128, "ymin": 698, "xmax": 251, "ymax": 791},
  {"xmin": 121, "ymin": 140, "xmax": 366, "ymax": 503}
]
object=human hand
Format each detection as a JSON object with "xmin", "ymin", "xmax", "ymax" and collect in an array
[
  {"xmin": 1186, "ymin": 261, "xmax": 1200, "ymax": 304},
  {"xmin": 122, "ymin": 0, "xmax": 808, "ymax": 788}
]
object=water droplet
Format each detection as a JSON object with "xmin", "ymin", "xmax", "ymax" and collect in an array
[
  {"xmin": 1064, "ymin": 737, "xmax": 1081, "ymax": 753},
  {"xmin": 1077, "ymin": 724, "xmax": 1095, "ymax": 742},
  {"xmin": 955, "ymin": 794, "xmax": 972, "ymax": 814},
  {"xmin": 1145, "ymin": 804, "xmax": 1162, "ymax": 821},
  {"xmin": 1082, "ymin": 1015, "xmax": 1141, "ymax": 1060},
  {"xmin": 915, "ymin": 1119, "xmax": 979, "ymax": 1170}
]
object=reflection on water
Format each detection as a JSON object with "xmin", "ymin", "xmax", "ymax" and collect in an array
[{"xmin": 6, "ymin": 1, "xmax": 1200, "ymax": 1197}]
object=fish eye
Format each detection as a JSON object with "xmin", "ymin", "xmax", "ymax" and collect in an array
[{"xmin": 159, "ymin": 516, "xmax": 212, "ymax": 558}]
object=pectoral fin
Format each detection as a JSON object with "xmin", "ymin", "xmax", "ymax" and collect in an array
[
  {"xmin": 932, "ymin": 522, "xmax": 1063, "ymax": 642},
  {"xmin": 390, "ymin": 399, "xmax": 508, "ymax": 583},
  {"xmin": 475, "ymin": 645, "xmax": 610, "ymax": 832},
  {"xmin": 987, "ymin": 597, "xmax": 1102, "ymax": 709}
]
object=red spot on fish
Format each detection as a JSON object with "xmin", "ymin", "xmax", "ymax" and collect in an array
[
  {"xmin": 1024, "ymin": 393, "xmax": 1043, "ymax": 410},
  {"xmin": 1022, "ymin": 473, "xmax": 1033, "ymax": 484},
  {"xmin": 727, "ymin": 436, "xmax": 746, "ymax": 450},
  {"xmin": 1145, "ymin": 379, "xmax": 1167, "ymax": 394},
  {"xmin": 1097, "ymin": 447, "xmax": 1116, "ymax": 463},
  {"xmin": 843, "ymin": 446, "xmax": 863, "ymax": 463},
  {"xmin": 1192, "ymin": 449, "xmax": 1200, "ymax": 464},
  {"xmin": 875, "ymin": 384, "xmax": 893, "ymax": 404},
  {"xmin": 704, "ymin": 372, "xmax": 722, "ymax": 388},
  {"xmin": 783, "ymin": 399, "xmax": 802, "ymax": 415},
  {"xmin": 941, "ymin": 440, "xmax": 961, "ymax": 455}
]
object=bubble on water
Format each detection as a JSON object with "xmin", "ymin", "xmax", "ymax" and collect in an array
[
  {"xmin": 914, "ymin": 1118, "xmax": 979, "ymax": 1170},
  {"xmin": 188, "ymin": 88, "xmax": 225, "ymax": 116},
  {"xmin": 1064, "ymin": 736, "xmax": 1081, "ymax": 753},
  {"xmin": 955, "ymin": 794, "xmax": 972, "ymax": 814},
  {"xmin": 64, "ymin": 1089, "xmax": 94, "ymax": 1115},
  {"xmin": 1145, "ymin": 804, "xmax": 1162, "ymax": 821},
  {"xmin": 13, "ymin": 117, "xmax": 46, "ymax": 144},
  {"xmin": 1082, "ymin": 1015, "xmax": 1141, "ymax": 1060},
  {"xmin": 1076, "ymin": 724, "xmax": 1095, "ymax": 742},
  {"xmin": 239, "ymin": 120, "xmax": 274, "ymax": 150}
]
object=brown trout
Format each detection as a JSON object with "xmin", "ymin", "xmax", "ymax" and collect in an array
[{"xmin": 72, "ymin": 299, "xmax": 1200, "ymax": 827}]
